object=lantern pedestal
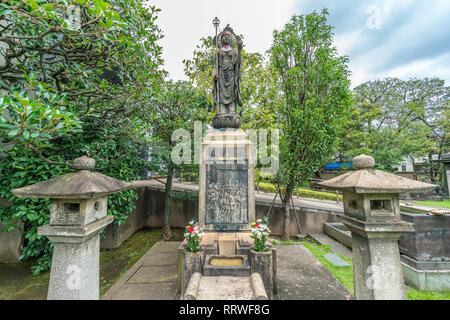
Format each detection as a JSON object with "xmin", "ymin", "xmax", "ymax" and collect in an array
[
  {"xmin": 339, "ymin": 214, "xmax": 414, "ymax": 300},
  {"xmin": 38, "ymin": 215, "xmax": 113, "ymax": 300}
]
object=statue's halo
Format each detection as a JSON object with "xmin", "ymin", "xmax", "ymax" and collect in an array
[{"xmin": 213, "ymin": 24, "xmax": 238, "ymax": 48}]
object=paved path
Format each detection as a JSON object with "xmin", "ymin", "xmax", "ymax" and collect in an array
[
  {"xmin": 275, "ymin": 245, "xmax": 352, "ymax": 300},
  {"xmin": 101, "ymin": 241, "xmax": 180, "ymax": 300},
  {"xmin": 102, "ymin": 241, "xmax": 352, "ymax": 300}
]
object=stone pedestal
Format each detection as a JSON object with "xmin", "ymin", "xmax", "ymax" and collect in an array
[
  {"xmin": 38, "ymin": 215, "xmax": 113, "ymax": 300},
  {"xmin": 199, "ymin": 129, "xmax": 255, "ymax": 232},
  {"xmin": 444, "ymin": 162, "xmax": 450, "ymax": 197},
  {"xmin": 180, "ymin": 249, "xmax": 204, "ymax": 295},
  {"xmin": 341, "ymin": 215, "xmax": 413, "ymax": 300},
  {"xmin": 249, "ymin": 249, "xmax": 273, "ymax": 299}
]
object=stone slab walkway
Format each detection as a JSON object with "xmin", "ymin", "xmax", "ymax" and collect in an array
[
  {"xmin": 101, "ymin": 241, "xmax": 180, "ymax": 300},
  {"xmin": 275, "ymin": 245, "xmax": 352, "ymax": 300},
  {"xmin": 103, "ymin": 241, "xmax": 353, "ymax": 300}
]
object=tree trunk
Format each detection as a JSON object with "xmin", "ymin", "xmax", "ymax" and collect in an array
[
  {"xmin": 282, "ymin": 189, "xmax": 292, "ymax": 241},
  {"xmin": 162, "ymin": 164, "xmax": 174, "ymax": 240},
  {"xmin": 428, "ymin": 153, "xmax": 435, "ymax": 182}
]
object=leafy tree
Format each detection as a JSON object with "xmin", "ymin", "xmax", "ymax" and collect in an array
[
  {"xmin": 269, "ymin": 10, "xmax": 352, "ymax": 240},
  {"xmin": 0, "ymin": 0, "xmax": 163, "ymax": 273},
  {"xmin": 0, "ymin": 0, "xmax": 163, "ymax": 155},
  {"xmin": 149, "ymin": 80, "xmax": 208, "ymax": 240},
  {"xmin": 342, "ymin": 77, "xmax": 449, "ymax": 175}
]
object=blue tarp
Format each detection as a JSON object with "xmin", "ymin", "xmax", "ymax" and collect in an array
[{"xmin": 324, "ymin": 162, "xmax": 353, "ymax": 170}]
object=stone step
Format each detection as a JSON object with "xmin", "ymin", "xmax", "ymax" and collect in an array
[{"xmin": 196, "ymin": 276, "xmax": 255, "ymax": 300}]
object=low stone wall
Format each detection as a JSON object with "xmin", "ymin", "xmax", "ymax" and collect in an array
[
  {"xmin": 0, "ymin": 198, "xmax": 24, "ymax": 263},
  {"xmin": 0, "ymin": 219, "xmax": 24, "ymax": 263},
  {"xmin": 399, "ymin": 212, "xmax": 450, "ymax": 262},
  {"xmin": 100, "ymin": 186, "xmax": 148, "ymax": 249},
  {"xmin": 399, "ymin": 213, "xmax": 450, "ymax": 291},
  {"xmin": 143, "ymin": 184, "xmax": 341, "ymax": 237},
  {"xmin": 0, "ymin": 181, "xmax": 342, "ymax": 260}
]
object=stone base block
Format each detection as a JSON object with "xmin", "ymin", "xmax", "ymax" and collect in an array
[
  {"xmin": 401, "ymin": 255, "xmax": 450, "ymax": 292},
  {"xmin": 179, "ymin": 248, "xmax": 204, "ymax": 295},
  {"xmin": 323, "ymin": 222, "xmax": 352, "ymax": 248},
  {"xmin": 202, "ymin": 254, "xmax": 250, "ymax": 277},
  {"xmin": 249, "ymin": 249, "xmax": 274, "ymax": 299}
]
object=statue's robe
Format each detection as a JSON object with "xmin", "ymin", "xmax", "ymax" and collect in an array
[{"xmin": 213, "ymin": 46, "xmax": 242, "ymax": 114}]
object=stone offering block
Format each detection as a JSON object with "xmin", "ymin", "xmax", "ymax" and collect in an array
[
  {"xmin": 203, "ymin": 254, "xmax": 250, "ymax": 277},
  {"xmin": 324, "ymin": 253, "xmax": 350, "ymax": 267}
]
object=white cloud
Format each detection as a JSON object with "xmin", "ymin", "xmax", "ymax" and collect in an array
[
  {"xmin": 146, "ymin": 0, "xmax": 296, "ymax": 81},
  {"xmin": 382, "ymin": 53, "xmax": 450, "ymax": 81},
  {"xmin": 145, "ymin": 0, "xmax": 450, "ymax": 87}
]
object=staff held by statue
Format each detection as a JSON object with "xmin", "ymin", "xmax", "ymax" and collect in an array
[{"xmin": 213, "ymin": 17, "xmax": 220, "ymax": 114}]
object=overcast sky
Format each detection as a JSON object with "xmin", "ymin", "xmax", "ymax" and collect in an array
[{"xmin": 146, "ymin": 0, "xmax": 450, "ymax": 87}]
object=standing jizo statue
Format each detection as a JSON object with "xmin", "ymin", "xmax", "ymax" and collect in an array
[{"xmin": 212, "ymin": 19, "xmax": 243, "ymax": 129}]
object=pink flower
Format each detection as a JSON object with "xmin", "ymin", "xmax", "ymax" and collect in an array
[{"xmin": 188, "ymin": 227, "xmax": 194, "ymax": 233}]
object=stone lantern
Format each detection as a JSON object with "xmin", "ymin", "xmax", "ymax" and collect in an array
[
  {"xmin": 433, "ymin": 152, "xmax": 450, "ymax": 197},
  {"xmin": 11, "ymin": 156, "xmax": 131, "ymax": 300},
  {"xmin": 319, "ymin": 155, "xmax": 436, "ymax": 300}
]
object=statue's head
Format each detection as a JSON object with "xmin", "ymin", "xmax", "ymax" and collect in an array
[{"xmin": 221, "ymin": 32, "xmax": 233, "ymax": 46}]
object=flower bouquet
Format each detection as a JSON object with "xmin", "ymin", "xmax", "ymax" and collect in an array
[
  {"xmin": 250, "ymin": 216, "xmax": 271, "ymax": 252},
  {"xmin": 184, "ymin": 218, "xmax": 205, "ymax": 252}
]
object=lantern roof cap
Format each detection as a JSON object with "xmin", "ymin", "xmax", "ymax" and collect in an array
[{"xmin": 11, "ymin": 157, "xmax": 131, "ymax": 199}]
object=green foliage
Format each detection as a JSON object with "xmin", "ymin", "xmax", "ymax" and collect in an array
[
  {"xmin": 268, "ymin": 9, "xmax": 352, "ymax": 237},
  {"xmin": 1, "ymin": 1, "xmax": 163, "ymax": 150},
  {"xmin": 184, "ymin": 218, "xmax": 203, "ymax": 253},
  {"xmin": 170, "ymin": 191, "xmax": 199, "ymax": 202},
  {"xmin": 406, "ymin": 288, "xmax": 450, "ymax": 300},
  {"xmin": 0, "ymin": 74, "xmax": 82, "ymax": 150},
  {"xmin": 148, "ymin": 80, "xmax": 208, "ymax": 239},
  {"xmin": 0, "ymin": 0, "xmax": 164, "ymax": 273},
  {"xmin": 250, "ymin": 217, "xmax": 270, "ymax": 252},
  {"xmin": 0, "ymin": 146, "xmax": 70, "ymax": 274},
  {"xmin": 257, "ymin": 182, "xmax": 342, "ymax": 202},
  {"xmin": 341, "ymin": 77, "xmax": 449, "ymax": 174},
  {"xmin": 413, "ymin": 199, "xmax": 450, "ymax": 209}
]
